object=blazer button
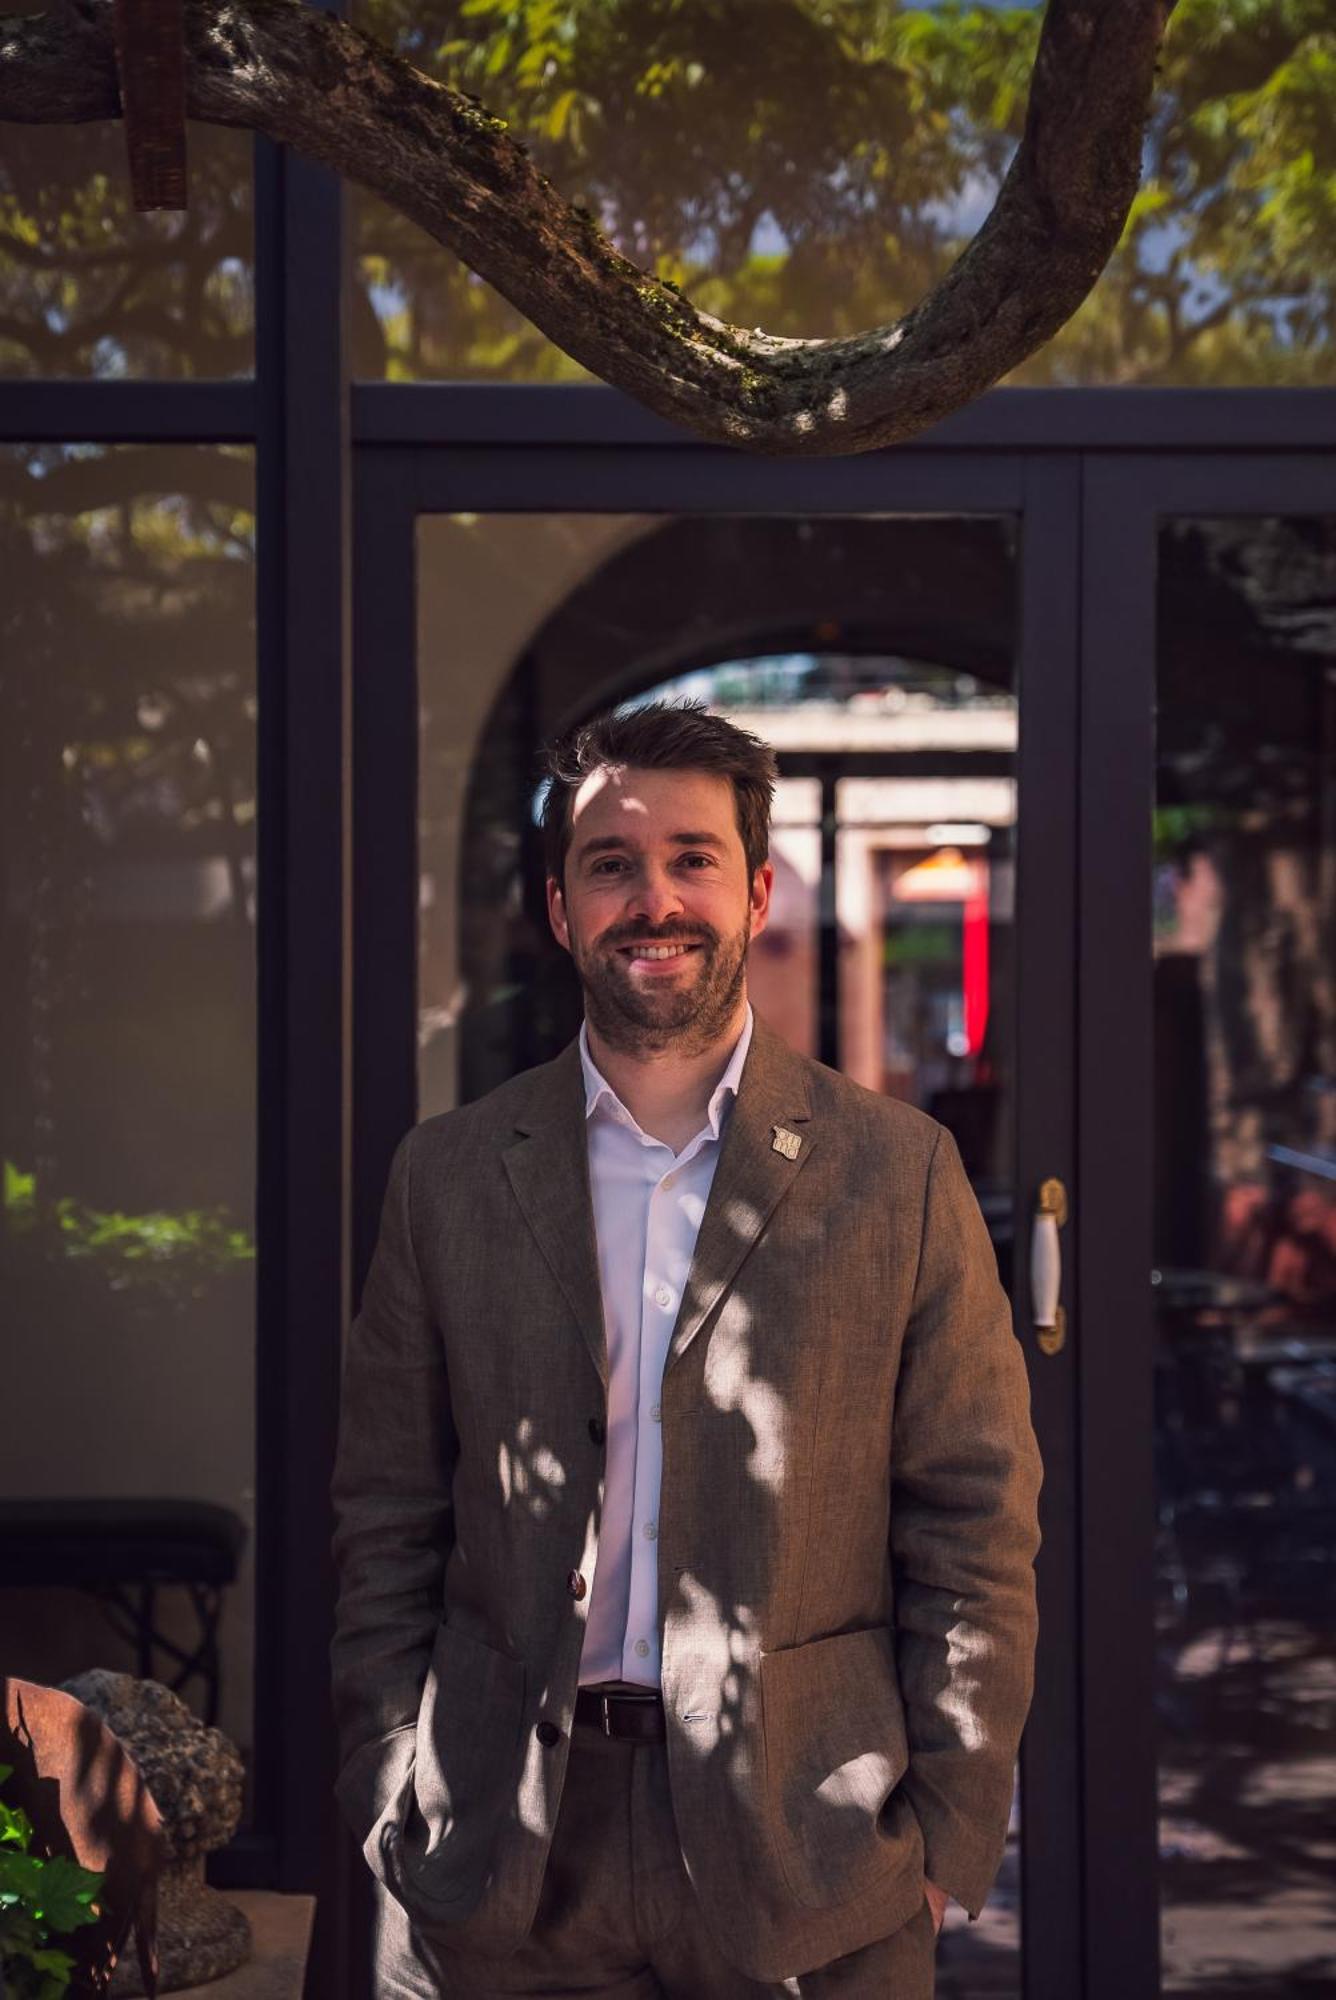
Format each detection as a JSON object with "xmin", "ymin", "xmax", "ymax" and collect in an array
[
  {"xmin": 588, "ymin": 1416, "xmax": 606, "ymax": 1446},
  {"xmin": 567, "ymin": 1569, "xmax": 587, "ymax": 1600},
  {"xmin": 536, "ymin": 1721, "xmax": 561, "ymax": 1748}
]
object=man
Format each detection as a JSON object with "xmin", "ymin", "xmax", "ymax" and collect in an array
[{"xmin": 331, "ymin": 701, "xmax": 1043, "ymax": 1997}]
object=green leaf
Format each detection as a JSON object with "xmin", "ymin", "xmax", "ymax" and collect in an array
[
  {"xmin": 28, "ymin": 1856, "xmax": 104, "ymax": 1934},
  {"xmin": 0, "ymin": 1848, "xmax": 47, "ymax": 1904},
  {"xmin": 0, "ymin": 1797, "xmax": 34, "ymax": 1848}
]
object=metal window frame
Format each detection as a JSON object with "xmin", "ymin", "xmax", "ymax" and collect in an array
[{"xmin": 6, "ymin": 382, "xmax": 1336, "ymax": 449}]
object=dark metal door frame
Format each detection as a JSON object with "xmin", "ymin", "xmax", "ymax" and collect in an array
[{"xmin": 350, "ymin": 444, "xmax": 1083, "ymax": 1999}]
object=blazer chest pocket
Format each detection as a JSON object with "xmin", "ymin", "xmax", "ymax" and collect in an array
[
  {"xmin": 397, "ymin": 1620, "xmax": 527, "ymax": 1913},
  {"xmin": 760, "ymin": 1625, "xmax": 915, "ymax": 1910}
]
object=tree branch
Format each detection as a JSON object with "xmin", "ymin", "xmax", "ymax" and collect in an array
[{"xmin": 0, "ymin": 0, "xmax": 1174, "ymax": 454}]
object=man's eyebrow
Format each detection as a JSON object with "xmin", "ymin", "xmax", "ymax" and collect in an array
[
  {"xmin": 573, "ymin": 829, "xmax": 728, "ymax": 861},
  {"xmin": 574, "ymin": 835, "xmax": 632, "ymax": 861}
]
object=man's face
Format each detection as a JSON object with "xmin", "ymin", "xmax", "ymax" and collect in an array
[{"xmin": 547, "ymin": 764, "xmax": 772, "ymax": 1056}]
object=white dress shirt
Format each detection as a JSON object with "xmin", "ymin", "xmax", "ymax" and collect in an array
[{"xmin": 576, "ymin": 1003, "xmax": 755, "ymax": 1689}]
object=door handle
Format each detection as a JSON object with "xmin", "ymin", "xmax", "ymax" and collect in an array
[{"xmin": 1032, "ymin": 1177, "xmax": 1068, "ymax": 1356}]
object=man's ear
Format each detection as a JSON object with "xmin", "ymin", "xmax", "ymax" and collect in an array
[
  {"xmin": 749, "ymin": 859, "xmax": 775, "ymax": 941},
  {"xmin": 547, "ymin": 874, "xmax": 572, "ymax": 954}
]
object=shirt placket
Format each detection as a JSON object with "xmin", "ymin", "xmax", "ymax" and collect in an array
[
  {"xmin": 623, "ymin": 1123, "xmax": 719, "ymax": 1682},
  {"xmin": 620, "ymin": 1137, "xmax": 664, "ymax": 1677}
]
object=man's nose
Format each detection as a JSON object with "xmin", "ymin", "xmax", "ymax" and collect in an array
[{"xmin": 624, "ymin": 867, "xmax": 685, "ymax": 927}]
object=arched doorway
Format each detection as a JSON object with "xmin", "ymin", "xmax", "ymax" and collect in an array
[{"xmin": 422, "ymin": 516, "xmax": 1016, "ymax": 1208}]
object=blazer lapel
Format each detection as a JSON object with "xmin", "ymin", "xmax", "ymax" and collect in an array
[
  {"xmin": 502, "ymin": 1041, "xmax": 608, "ymax": 1388},
  {"xmin": 666, "ymin": 1013, "xmax": 816, "ymax": 1374}
]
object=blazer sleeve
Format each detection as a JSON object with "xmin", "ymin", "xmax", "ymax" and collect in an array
[
  {"xmin": 329, "ymin": 1125, "xmax": 459, "ymax": 1854},
  {"xmin": 889, "ymin": 1122, "xmax": 1044, "ymax": 1920}
]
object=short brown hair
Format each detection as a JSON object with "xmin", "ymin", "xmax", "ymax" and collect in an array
[{"xmin": 540, "ymin": 699, "xmax": 777, "ymax": 884}]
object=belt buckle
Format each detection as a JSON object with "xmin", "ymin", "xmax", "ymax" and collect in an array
[{"xmin": 599, "ymin": 1693, "xmax": 615, "ymax": 1737}]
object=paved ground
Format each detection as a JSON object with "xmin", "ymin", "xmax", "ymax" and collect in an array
[
  {"xmin": 1157, "ymin": 1614, "xmax": 1336, "ymax": 1995},
  {"xmin": 932, "ymin": 1611, "xmax": 1336, "ymax": 1999}
]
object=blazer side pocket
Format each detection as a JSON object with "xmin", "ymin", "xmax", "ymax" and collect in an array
[
  {"xmin": 760, "ymin": 1624, "xmax": 920, "ymax": 1910},
  {"xmin": 334, "ymin": 1722, "xmax": 418, "ymax": 1891},
  {"xmin": 396, "ymin": 1619, "xmax": 527, "ymax": 1915}
]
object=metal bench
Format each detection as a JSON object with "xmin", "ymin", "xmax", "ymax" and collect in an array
[{"xmin": 0, "ymin": 1498, "xmax": 247, "ymax": 1726}]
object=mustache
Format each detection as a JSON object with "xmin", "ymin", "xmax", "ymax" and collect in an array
[{"xmin": 600, "ymin": 922, "xmax": 716, "ymax": 951}]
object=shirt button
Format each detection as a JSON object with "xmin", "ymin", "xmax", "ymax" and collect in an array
[
  {"xmin": 643, "ymin": 1522, "xmax": 658, "ymax": 1541},
  {"xmin": 650, "ymin": 1404, "xmax": 662, "ymax": 1423},
  {"xmin": 536, "ymin": 1721, "xmax": 561, "ymax": 1747},
  {"xmin": 634, "ymin": 1639, "xmax": 650, "ymax": 1659},
  {"xmin": 567, "ymin": 1569, "xmax": 587, "ymax": 1600},
  {"xmin": 654, "ymin": 1284, "xmax": 673, "ymax": 1310}
]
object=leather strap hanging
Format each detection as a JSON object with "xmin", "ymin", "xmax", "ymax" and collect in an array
[{"xmin": 110, "ymin": 0, "xmax": 188, "ymax": 210}]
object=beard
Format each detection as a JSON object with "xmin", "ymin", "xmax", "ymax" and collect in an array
[{"xmin": 570, "ymin": 911, "xmax": 751, "ymax": 1058}]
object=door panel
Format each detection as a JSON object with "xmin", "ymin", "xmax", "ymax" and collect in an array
[
  {"xmin": 353, "ymin": 451, "xmax": 1082, "ymax": 1999},
  {"xmin": 1083, "ymin": 460, "xmax": 1336, "ymax": 2000}
]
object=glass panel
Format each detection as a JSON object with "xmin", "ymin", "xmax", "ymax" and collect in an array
[
  {"xmin": 353, "ymin": 1, "xmax": 1332, "ymax": 386},
  {"xmin": 0, "ymin": 446, "xmax": 259, "ymax": 1818},
  {"xmin": 416, "ymin": 509, "xmax": 1021, "ymax": 1992},
  {"xmin": 0, "ymin": 107, "xmax": 253, "ymax": 377},
  {"xmin": 837, "ymin": 757, "xmax": 1015, "ymax": 1206},
  {"xmin": 1153, "ymin": 516, "xmax": 1336, "ymax": 1989}
]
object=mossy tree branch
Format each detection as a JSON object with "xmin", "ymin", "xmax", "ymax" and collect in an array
[{"xmin": 0, "ymin": 0, "xmax": 1174, "ymax": 453}]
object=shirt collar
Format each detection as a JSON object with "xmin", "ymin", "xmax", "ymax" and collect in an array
[{"xmin": 579, "ymin": 1003, "xmax": 754, "ymax": 1143}]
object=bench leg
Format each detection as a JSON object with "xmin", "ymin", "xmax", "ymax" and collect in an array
[{"xmin": 91, "ymin": 1580, "xmax": 225, "ymax": 1726}]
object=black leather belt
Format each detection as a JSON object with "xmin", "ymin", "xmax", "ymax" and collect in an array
[{"xmin": 573, "ymin": 1686, "xmax": 667, "ymax": 1742}]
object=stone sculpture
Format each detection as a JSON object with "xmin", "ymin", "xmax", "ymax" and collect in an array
[{"xmin": 61, "ymin": 1670, "xmax": 250, "ymax": 1994}]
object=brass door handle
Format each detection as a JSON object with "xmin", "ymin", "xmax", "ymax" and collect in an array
[{"xmin": 1032, "ymin": 1177, "xmax": 1068, "ymax": 1355}]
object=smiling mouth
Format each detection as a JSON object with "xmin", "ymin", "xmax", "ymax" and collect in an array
[{"xmin": 617, "ymin": 941, "xmax": 702, "ymax": 963}]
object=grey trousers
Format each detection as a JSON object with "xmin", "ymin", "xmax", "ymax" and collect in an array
[{"xmin": 374, "ymin": 1720, "xmax": 938, "ymax": 1998}]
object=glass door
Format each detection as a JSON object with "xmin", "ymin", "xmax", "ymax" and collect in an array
[
  {"xmin": 1082, "ymin": 457, "xmax": 1336, "ymax": 2000},
  {"xmin": 352, "ymin": 446, "xmax": 1083, "ymax": 2000}
]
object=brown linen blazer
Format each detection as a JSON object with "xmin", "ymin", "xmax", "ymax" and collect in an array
[{"xmin": 330, "ymin": 1012, "xmax": 1043, "ymax": 1983}]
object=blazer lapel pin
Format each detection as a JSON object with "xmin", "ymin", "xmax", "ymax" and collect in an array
[{"xmin": 771, "ymin": 1126, "xmax": 802, "ymax": 1161}]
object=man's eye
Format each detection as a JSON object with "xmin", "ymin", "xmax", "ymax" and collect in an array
[
  {"xmin": 680, "ymin": 853, "xmax": 715, "ymax": 868},
  {"xmin": 591, "ymin": 858, "xmax": 627, "ymax": 875}
]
